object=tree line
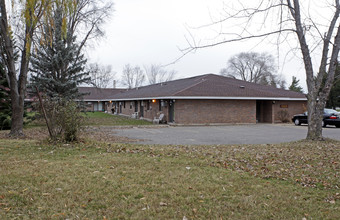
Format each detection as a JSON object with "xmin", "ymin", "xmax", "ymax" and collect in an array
[
  {"xmin": 0, "ymin": 0, "xmax": 178, "ymax": 137},
  {"xmin": 1, "ymin": 0, "xmax": 340, "ymax": 140}
]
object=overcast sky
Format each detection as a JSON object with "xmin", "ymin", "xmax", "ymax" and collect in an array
[{"xmin": 89, "ymin": 0, "xmax": 309, "ymax": 90}]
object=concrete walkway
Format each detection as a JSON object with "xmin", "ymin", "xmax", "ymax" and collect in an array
[{"xmin": 113, "ymin": 124, "xmax": 340, "ymax": 145}]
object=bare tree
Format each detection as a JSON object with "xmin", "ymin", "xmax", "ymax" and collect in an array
[
  {"xmin": 88, "ymin": 63, "xmax": 116, "ymax": 88},
  {"xmin": 121, "ymin": 64, "xmax": 146, "ymax": 89},
  {"xmin": 144, "ymin": 64, "xmax": 177, "ymax": 85},
  {"xmin": 277, "ymin": 75, "xmax": 287, "ymax": 89},
  {"xmin": 35, "ymin": 0, "xmax": 114, "ymax": 55},
  {"xmin": 0, "ymin": 0, "xmax": 48, "ymax": 136},
  {"xmin": 68, "ymin": 0, "xmax": 113, "ymax": 52},
  {"xmin": 183, "ymin": 0, "xmax": 340, "ymax": 140},
  {"xmin": 220, "ymin": 52, "xmax": 279, "ymax": 84}
]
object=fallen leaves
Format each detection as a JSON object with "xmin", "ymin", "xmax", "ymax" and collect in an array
[
  {"xmin": 325, "ymin": 193, "xmax": 340, "ymax": 204},
  {"xmin": 205, "ymin": 141, "xmax": 340, "ymax": 190},
  {"xmin": 102, "ymin": 139, "xmax": 340, "ymax": 190},
  {"xmin": 159, "ymin": 202, "xmax": 168, "ymax": 206},
  {"xmin": 82, "ymin": 126, "xmax": 142, "ymax": 143}
]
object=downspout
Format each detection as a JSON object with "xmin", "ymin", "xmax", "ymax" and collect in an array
[{"xmin": 272, "ymin": 101, "xmax": 275, "ymax": 124}]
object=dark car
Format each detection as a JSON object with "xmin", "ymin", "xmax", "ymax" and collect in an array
[{"xmin": 292, "ymin": 108, "xmax": 340, "ymax": 128}]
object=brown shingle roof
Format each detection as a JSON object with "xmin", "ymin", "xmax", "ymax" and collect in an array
[
  {"xmin": 78, "ymin": 87, "xmax": 125, "ymax": 101},
  {"xmin": 112, "ymin": 74, "xmax": 306, "ymax": 100}
]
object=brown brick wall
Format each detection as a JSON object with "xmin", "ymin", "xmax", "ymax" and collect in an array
[
  {"xmin": 119, "ymin": 100, "xmax": 169, "ymax": 121},
  {"xmin": 118, "ymin": 101, "xmax": 136, "ymax": 117},
  {"xmin": 117, "ymin": 99, "xmax": 307, "ymax": 124},
  {"xmin": 273, "ymin": 100, "xmax": 307, "ymax": 122},
  {"xmin": 174, "ymin": 99, "xmax": 256, "ymax": 124}
]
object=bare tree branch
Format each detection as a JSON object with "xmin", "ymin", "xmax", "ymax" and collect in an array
[
  {"xmin": 88, "ymin": 63, "xmax": 116, "ymax": 88},
  {"xmin": 177, "ymin": 0, "xmax": 340, "ymax": 140},
  {"xmin": 144, "ymin": 64, "xmax": 177, "ymax": 85},
  {"xmin": 121, "ymin": 64, "xmax": 146, "ymax": 89}
]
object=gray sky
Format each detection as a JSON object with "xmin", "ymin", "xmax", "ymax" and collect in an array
[{"xmin": 89, "ymin": 0, "xmax": 309, "ymax": 90}]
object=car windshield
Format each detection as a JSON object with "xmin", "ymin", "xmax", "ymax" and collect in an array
[{"xmin": 324, "ymin": 109, "xmax": 338, "ymax": 114}]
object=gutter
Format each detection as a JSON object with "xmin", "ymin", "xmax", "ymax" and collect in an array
[{"xmin": 100, "ymin": 96, "xmax": 307, "ymax": 102}]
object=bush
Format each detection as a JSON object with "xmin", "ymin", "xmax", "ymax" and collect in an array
[
  {"xmin": 277, "ymin": 110, "xmax": 290, "ymax": 123},
  {"xmin": 37, "ymin": 98, "xmax": 84, "ymax": 142},
  {"xmin": 56, "ymin": 101, "xmax": 84, "ymax": 142}
]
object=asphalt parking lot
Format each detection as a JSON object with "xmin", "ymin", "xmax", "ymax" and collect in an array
[{"xmin": 114, "ymin": 124, "xmax": 340, "ymax": 145}]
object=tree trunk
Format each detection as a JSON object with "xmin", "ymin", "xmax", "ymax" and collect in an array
[
  {"xmin": 1, "ymin": 0, "xmax": 34, "ymax": 137},
  {"xmin": 9, "ymin": 95, "xmax": 24, "ymax": 137},
  {"xmin": 289, "ymin": 0, "xmax": 328, "ymax": 141},
  {"xmin": 0, "ymin": 0, "xmax": 23, "ymax": 136},
  {"xmin": 306, "ymin": 96, "xmax": 324, "ymax": 140}
]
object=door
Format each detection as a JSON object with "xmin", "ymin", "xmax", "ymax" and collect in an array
[
  {"xmin": 168, "ymin": 100, "xmax": 175, "ymax": 123},
  {"xmin": 256, "ymin": 101, "xmax": 262, "ymax": 123},
  {"xmin": 256, "ymin": 100, "xmax": 273, "ymax": 123},
  {"xmin": 98, "ymin": 102, "xmax": 103, "ymax": 111},
  {"xmin": 134, "ymin": 101, "xmax": 138, "ymax": 112},
  {"xmin": 140, "ymin": 101, "xmax": 144, "ymax": 117}
]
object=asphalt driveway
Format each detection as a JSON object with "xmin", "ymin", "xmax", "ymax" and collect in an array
[{"xmin": 113, "ymin": 124, "xmax": 340, "ymax": 145}]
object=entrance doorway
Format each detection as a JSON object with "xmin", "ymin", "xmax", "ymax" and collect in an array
[
  {"xmin": 256, "ymin": 100, "xmax": 273, "ymax": 123},
  {"xmin": 140, "ymin": 101, "xmax": 144, "ymax": 117},
  {"xmin": 168, "ymin": 100, "xmax": 175, "ymax": 123}
]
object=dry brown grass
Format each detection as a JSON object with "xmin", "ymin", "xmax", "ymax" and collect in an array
[
  {"xmin": 0, "ymin": 135, "xmax": 339, "ymax": 219},
  {"xmin": 0, "ymin": 126, "xmax": 140, "ymax": 144}
]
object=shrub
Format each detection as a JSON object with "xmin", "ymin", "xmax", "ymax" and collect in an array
[
  {"xmin": 56, "ymin": 101, "xmax": 84, "ymax": 142},
  {"xmin": 37, "ymin": 97, "xmax": 84, "ymax": 142},
  {"xmin": 277, "ymin": 110, "xmax": 290, "ymax": 123}
]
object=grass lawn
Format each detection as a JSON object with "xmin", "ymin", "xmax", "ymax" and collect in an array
[
  {"xmin": 82, "ymin": 112, "xmax": 151, "ymax": 126},
  {"xmin": 27, "ymin": 111, "xmax": 152, "ymax": 127},
  {"xmin": 0, "ymin": 137, "xmax": 339, "ymax": 219}
]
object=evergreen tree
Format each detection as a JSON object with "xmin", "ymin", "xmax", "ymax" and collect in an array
[
  {"xmin": 289, "ymin": 76, "xmax": 303, "ymax": 93},
  {"xmin": 0, "ymin": 62, "xmax": 11, "ymax": 130},
  {"xmin": 30, "ymin": 6, "xmax": 90, "ymax": 100},
  {"xmin": 326, "ymin": 67, "xmax": 340, "ymax": 109}
]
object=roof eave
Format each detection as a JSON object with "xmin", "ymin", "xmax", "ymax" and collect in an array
[{"xmin": 110, "ymin": 96, "xmax": 307, "ymax": 101}]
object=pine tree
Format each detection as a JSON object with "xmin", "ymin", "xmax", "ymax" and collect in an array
[
  {"xmin": 30, "ymin": 6, "xmax": 90, "ymax": 100},
  {"xmin": 0, "ymin": 62, "xmax": 11, "ymax": 130},
  {"xmin": 326, "ymin": 66, "xmax": 340, "ymax": 109},
  {"xmin": 289, "ymin": 76, "xmax": 303, "ymax": 93}
]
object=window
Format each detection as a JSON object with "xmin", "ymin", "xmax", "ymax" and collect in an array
[
  {"xmin": 130, "ymin": 102, "xmax": 133, "ymax": 109},
  {"xmin": 123, "ymin": 101, "xmax": 126, "ymax": 108},
  {"xmin": 159, "ymin": 100, "xmax": 166, "ymax": 111}
]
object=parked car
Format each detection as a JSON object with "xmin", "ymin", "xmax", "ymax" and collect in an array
[{"xmin": 292, "ymin": 108, "xmax": 340, "ymax": 128}]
